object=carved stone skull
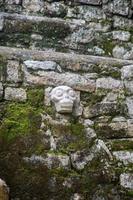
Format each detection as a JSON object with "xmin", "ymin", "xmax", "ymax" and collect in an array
[{"xmin": 50, "ymin": 86, "xmax": 77, "ymax": 114}]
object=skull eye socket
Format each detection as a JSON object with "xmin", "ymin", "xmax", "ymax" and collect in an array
[
  {"xmin": 68, "ymin": 90, "xmax": 75, "ymax": 98},
  {"xmin": 56, "ymin": 89, "xmax": 63, "ymax": 97}
]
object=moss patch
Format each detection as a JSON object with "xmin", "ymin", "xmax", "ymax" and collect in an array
[
  {"xmin": 109, "ymin": 140, "xmax": 133, "ymax": 151},
  {"xmin": 0, "ymin": 102, "xmax": 42, "ymax": 142},
  {"xmin": 27, "ymin": 87, "xmax": 44, "ymax": 108}
]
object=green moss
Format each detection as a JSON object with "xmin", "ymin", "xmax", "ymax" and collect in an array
[
  {"xmin": 0, "ymin": 102, "xmax": 41, "ymax": 142},
  {"xmin": 27, "ymin": 87, "xmax": 44, "ymax": 108},
  {"xmin": 71, "ymin": 123, "xmax": 84, "ymax": 136},
  {"xmin": 0, "ymin": 33, "xmax": 31, "ymax": 48},
  {"xmin": 127, "ymin": 190, "xmax": 133, "ymax": 197},
  {"xmin": 100, "ymin": 19, "xmax": 112, "ymax": 27},
  {"xmin": 81, "ymin": 92, "xmax": 105, "ymax": 106},
  {"xmin": 110, "ymin": 140, "xmax": 133, "ymax": 151}
]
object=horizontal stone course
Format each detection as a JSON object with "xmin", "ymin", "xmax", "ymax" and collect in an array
[{"xmin": 23, "ymin": 68, "xmax": 96, "ymax": 92}]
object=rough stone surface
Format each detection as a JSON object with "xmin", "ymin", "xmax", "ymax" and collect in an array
[
  {"xmin": 0, "ymin": 16, "xmax": 4, "ymax": 31},
  {"xmin": 23, "ymin": 154, "xmax": 71, "ymax": 169},
  {"xmin": 113, "ymin": 151, "xmax": 133, "ymax": 165},
  {"xmin": 121, "ymin": 65, "xmax": 133, "ymax": 80},
  {"xmin": 112, "ymin": 31, "xmax": 131, "ymax": 42},
  {"xmin": 120, "ymin": 173, "xmax": 133, "ymax": 190},
  {"xmin": 5, "ymin": 87, "xmax": 27, "ymax": 101},
  {"xmin": 0, "ymin": 0, "xmax": 133, "ymax": 199},
  {"xmin": 126, "ymin": 97, "xmax": 133, "ymax": 118},
  {"xmin": 22, "ymin": 0, "xmax": 44, "ymax": 12},
  {"xmin": 5, "ymin": 0, "xmax": 21, "ymax": 5},
  {"xmin": 23, "ymin": 67, "xmax": 96, "ymax": 92},
  {"xmin": 24, "ymin": 60, "xmax": 62, "ymax": 72},
  {"xmin": 75, "ymin": 0, "xmax": 102, "ymax": 5},
  {"xmin": 96, "ymin": 77, "xmax": 123, "ymax": 90},
  {"xmin": 6, "ymin": 60, "xmax": 20, "ymax": 83}
]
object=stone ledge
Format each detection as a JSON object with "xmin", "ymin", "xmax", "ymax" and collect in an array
[{"xmin": 0, "ymin": 46, "xmax": 133, "ymax": 67}]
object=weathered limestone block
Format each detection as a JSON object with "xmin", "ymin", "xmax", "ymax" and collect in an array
[
  {"xmin": 112, "ymin": 0, "xmax": 130, "ymax": 16},
  {"xmin": 109, "ymin": 117, "xmax": 128, "ymax": 134},
  {"xmin": 22, "ymin": 0, "xmax": 44, "ymax": 12},
  {"xmin": 0, "ymin": 179, "xmax": 9, "ymax": 200},
  {"xmin": 74, "ymin": 0, "xmax": 102, "ymax": 5},
  {"xmin": 103, "ymin": 0, "xmax": 130, "ymax": 16},
  {"xmin": 102, "ymin": 92, "xmax": 119, "ymax": 103},
  {"xmin": 6, "ymin": 60, "xmax": 21, "ymax": 83},
  {"xmin": 123, "ymin": 49, "xmax": 133, "ymax": 60},
  {"xmin": 43, "ymin": 2, "xmax": 67, "ymax": 17},
  {"xmin": 112, "ymin": 31, "xmax": 131, "ymax": 42},
  {"xmin": 67, "ymin": 28, "xmax": 95, "ymax": 45},
  {"xmin": 124, "ymin": 80, "xmax": 133, "ymax": 94},
  {"xmin": 5, "ymin": 0, "xmax": 21, "ymax": 4},
  {"xmin": 23, "ymin": 67, "xmax": 96, "ymax": 92},
  {"xmin": 113, "ymin": 16, "xmax": 133, "ymax": 30},
  {"xmin": 31, "ymin": 34, "xmax": 43, "ymax": 41},
  {"xmin": 0, "ymin": 16, "xmax": 4, "ymax": 31},
  {"xmin": 88, "ymin": 46, "xmax": 105, "ymax": 56},
  {"xmin": 113, "ymin": 151, "xmax": 133, "ymax": 165},
  {"xmin": 112, "ymin": 46, "xmax": 126, "ymax": 59},
  {"xmin": 23, "ymin": 154, "xmax": 71, "ymax": 169},
  {"xmin": 5, "ymin": 87, "xmax": 27, "ymax": 101},
  {"xmin": 121, "ymin": 65, "xmax": 133, "ymax": 80},
  {"xmin": 87, "ymin": 21, "xmax": 111, "ymax": 32},
  {"xmin": 96, "ymin": 77, "xmax": 123, "ymax": 90},
  {"xmin": 83, "ymin": 102, "xmax": 118, "ymax": 118},
  {"xmin": 127, "ymin": 119, "xmax": 133, "ymax": 137},
  {"xmin": 120, "ymin": 173, "xmax": 133, "ymax": 189},
  {"xmin": 67, "ymin": 6, "xmax": 106, "ymax": 21},
  {"xmin": 24, "ymin": 60, "xmax": 62, "ymax": 72},
  {"xmin": 85, "ymin": 127, "xmax": 97, "ymax": 139},
  {"xmin": 83, "ymin": 119, "xmax": 94, "ymax": 128},
  {"xmin": 126, "ymin": 97, "xmax": 133, "ymax": 118}
]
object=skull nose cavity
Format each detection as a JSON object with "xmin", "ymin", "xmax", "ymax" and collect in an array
[{"xmin": 64, "ymin": 93, "xmax": 69, "ymax": 98}]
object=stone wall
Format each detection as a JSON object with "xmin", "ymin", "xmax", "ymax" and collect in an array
[
  {"xmin": 0, "ymin": 1, "xmax": 133, "ymax": 200},
  {"xmin": 0, "ymin": 0, "xmax": 133, "ymax": 58}
]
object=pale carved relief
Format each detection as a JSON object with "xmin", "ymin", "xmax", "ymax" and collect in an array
[{"xmin": 50, "ymin": 86, "xmax": 77, "ymax": 114}]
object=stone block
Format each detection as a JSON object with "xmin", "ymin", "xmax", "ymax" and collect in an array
[
  {"xmin": 112, "ymin": 0, "xmax": 130, "ymax": 16},
  {"xmin": 121, "ymin": 65, "xmax": 133, "ymax": 80},
  {"xmin": 24, "ymin": 60, "xmax": 62, "ymax": 72},
  {"xmin": 5, "ymin": 0, "xmax": 21, "ymax": 4},
  {"xmin": 120, "ymin": 173, "xmax": 133, "ymax": 189},
  {"xmin": 5, "ymin": 87, "xmax": 27, "ymax": 102},
  {"xmin": 126, "ymin": 97, "xmax": 133, "ymax": 118},
  {"xmin": 6, "ymin": 60, "xmax": 21, "ymax": 83},
  {"xmin": 23, "ymin": 67, "xmax": 96, "ymax": 92},
  {"xmin": 96, "ymin": 77, "xmax": 123, "ymax": 90},
  {"xmin": 112, "ymin": 31, "xmax": 130, "ymax": 42},
  {"xmin": 0, "ymin": 16, "xmax": 4, "ymax": 32},
  {"xmin": 23, "ymin": 154, "xmax": 71, "ymax": 169},
  {"xmin": 74, "ymin": 0, "xmax": 102, "ymax": 5},
  {"xmin": 113, "ymin": 151, "xmax": 133, "ymax": 165},
  {"xmin": 22, "ymin": 0, "xmax": 44, "ymax": 12}
]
